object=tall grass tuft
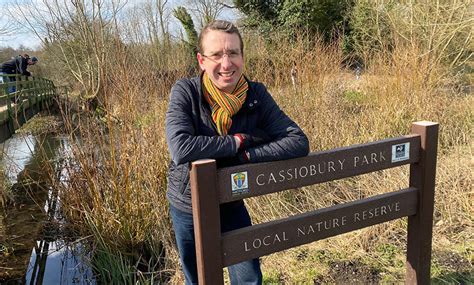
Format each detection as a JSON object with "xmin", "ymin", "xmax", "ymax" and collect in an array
[
  {"xmin": 0, "ymin": 166, "xmax": 10, "ymax": 208},
  {"xmin": 53, "ymin": 46, "xmax": 193, "ymax": 281}
]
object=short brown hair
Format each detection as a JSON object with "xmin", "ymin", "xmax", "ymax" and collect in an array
[{"xmin": 198, "ymin": 20, "xmax": 243, "ymax": 55}]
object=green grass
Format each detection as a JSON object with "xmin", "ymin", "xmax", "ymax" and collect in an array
[{"xmin": 342, "ymin": 90, "xmax": 366, "ymax": 104}]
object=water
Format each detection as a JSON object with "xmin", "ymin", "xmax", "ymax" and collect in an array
[
  {"xmin": 0, "ymin": 134, "xmax": 95, "ymax": 284},
  {"xmin": 25, "ymin": 241, "xmax": 94, "ymax": 284}
]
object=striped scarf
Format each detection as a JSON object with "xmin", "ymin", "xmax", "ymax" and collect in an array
[{"xmin": 202, "ymin": 72, "xmax": 248, "ymax": 135}]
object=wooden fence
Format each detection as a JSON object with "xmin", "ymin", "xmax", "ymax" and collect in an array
[
  {"xmin": 0, "ymin": 74, "xmax": 56, "ymax": 142},
  {"xmin": 190, "ymin": 121, "xmax": 438, "ymax": 284},
  {"xmin": 0, "ymin": 74, "xmax": 55, "ymax": 106}
]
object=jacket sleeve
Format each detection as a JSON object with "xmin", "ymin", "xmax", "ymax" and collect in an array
[
  {"xmin": 247, "ymin": 84, "xmax": 309, "ymax": 163},
  {"xmin": 165, "ymin": 80, "xmax": 238, "ymax": 165},
  {"xmin": 17, "ymin": 57, "xmax": 30, "ymax": 76}
]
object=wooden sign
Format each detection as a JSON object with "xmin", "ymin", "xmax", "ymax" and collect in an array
[
  {"xmin": 218, "ymin": 135, "xmax": 420, "ymax": 203},
  {"xmin": 190, "ymin": 121, "xmax": 438, "ymax": 285},
  {"xmin": 221, "ymin": 187, "xmax": 417, "ymax": 266}
]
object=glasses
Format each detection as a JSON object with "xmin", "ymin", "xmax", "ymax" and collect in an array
[{"xmin": 201, "ymin": 50, "xmax": 242, "ymax": 63}]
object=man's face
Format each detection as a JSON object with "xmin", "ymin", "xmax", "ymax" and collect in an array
[
  {"xmin": 197, "ymin": 30, "xmax": 244, "ymax": 93},
  {"xmin": 27, "ymin": 59, "xmax": 36, "ymax": 66}
]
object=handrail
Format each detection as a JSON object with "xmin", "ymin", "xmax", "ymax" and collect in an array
[
  {"xmin": 0, "ymin": 74, "xmax": 56, "ymax": 142},
  {"xmin": 0, "ymin": 74, "xmax": 55, "ymax": 107}
]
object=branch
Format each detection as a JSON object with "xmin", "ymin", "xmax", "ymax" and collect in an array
[{"xmin": 219, "ymin": 1, "xmax": 236, "ymax": 9}]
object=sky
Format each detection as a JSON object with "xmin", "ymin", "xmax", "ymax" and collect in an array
[
  {"xmin": 0, "ymin": 27, "xmax": 42, "ymax": 50},
  {"xmin": 0, "ymin": 0, "xmax": 238, "ymax": 50},
  {"xmin": 0, "ymin": 0, "xmax": 40, "ymax": 48}
]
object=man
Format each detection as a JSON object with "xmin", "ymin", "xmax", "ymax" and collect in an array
[
  {"xmin": 165, "ymin": 20, "xmax": 309, "ymax": 284},
  {"xmin": 0, "ymin": 54, "xmax": 38, "ymax": 95}
]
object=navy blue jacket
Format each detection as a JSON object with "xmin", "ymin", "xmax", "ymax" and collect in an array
[
  {"xmin": 0, "ymin": 56, "xmax": 31, "ymax": 76},
  {"xmin": 165, "ymin": 75, "xmax": 309, "ymax": 213}
]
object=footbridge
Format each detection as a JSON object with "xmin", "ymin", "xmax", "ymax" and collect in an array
[{"xmin": 0, "ymin": 74, "xmax": 57, "ymax": 143}]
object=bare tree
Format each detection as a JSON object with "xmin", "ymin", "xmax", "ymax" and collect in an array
[
  {"xmin": 7, "ymin": 0, "xmax": 127, "ymax": 102},
  {"xmin": 0, "ymin": 15, "xmax": 14, "ymax": 38},
  {"xmin": 0, "ymin": 2, "xmax": 32, "ymax": 47},
  {"xmin": 156, "ymin": 0, "xmax": 171, "ymax": 48},
  {"xmin": 185, "ymin": 0, "xmax": 226, "ymax": 29}
]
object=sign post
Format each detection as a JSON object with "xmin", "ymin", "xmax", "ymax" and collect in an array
[
  {"xmin": 406, "ymin": 122, "xmax": 439, "ymax": 284},
  {"xmin": 190, "ymin": 159, "xmax": 224, "ymax": 285}
]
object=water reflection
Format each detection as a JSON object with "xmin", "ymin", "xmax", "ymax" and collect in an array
[
  {"xmin": 0, "ymin": 134, "xmax": 95, "ymax": 284},
  {"xmin": 1, "ymin": 135, "xmax": 36, "ymax": 184},
  {"xmin": 26, "ymin": 241, "xmax": 94, "ymax": 284}
]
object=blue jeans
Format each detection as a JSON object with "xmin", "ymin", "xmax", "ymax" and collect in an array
[
  {"xmin": 170, "ymin": 202, "xmax": 262, "ymax": 285},
  {"xmin": 0, "ymin": 72, "xmax": 16, "ymax": 94}
]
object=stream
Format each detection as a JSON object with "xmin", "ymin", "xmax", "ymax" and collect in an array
[{"xmin": 0, "ymin": 134, "xmax": 95, "ymax": 284}]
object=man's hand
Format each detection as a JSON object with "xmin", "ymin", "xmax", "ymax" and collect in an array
[{"xmin": 234, "ymin": 135, "xmax": 242, "ymax": 150}]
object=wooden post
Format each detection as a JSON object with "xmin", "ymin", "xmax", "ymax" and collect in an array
[
  {"xmin": 190, "ymin": 159, "xmax": 224, "ymax": 285},
  {"xmin": 406, "ymin": 121, "xmax": 439, "ymax": 284},
  {"xmin": 5, "ymin": 77, "xmax": 14, "ymax": 136},
  {"xmin": 28, "ymin": 78, "xmax": 34, "ymax": 113}
]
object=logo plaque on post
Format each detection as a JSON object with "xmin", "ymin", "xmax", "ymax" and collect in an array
[
  {"xmin": 231, "ymin": 172, "xmax": 249, "ymax": 196},
  {"xmin": 392, "ymin": 142, "xmax": 410, "ymax": 162}
]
